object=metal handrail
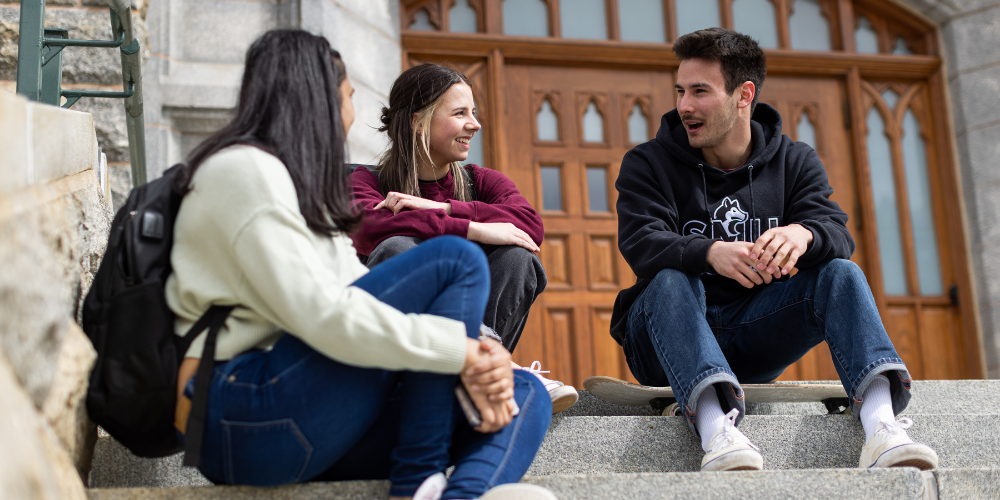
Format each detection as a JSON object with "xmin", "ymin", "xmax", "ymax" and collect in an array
[{"xmin": 15, "ymin": 0, "xmax": 147, "ymax": 187}]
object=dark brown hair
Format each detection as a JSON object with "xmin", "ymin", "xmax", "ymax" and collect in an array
[
  {"xmin": 182, "ymin": 30, "xmax": 360, "ymax": 235},
  {"xmin": 673, "ymin": 28, "xmax": 767, "ymax": 112},
  {"xmin": 377, "ymin": 63, "xmax": 474, "ymax": 202}
]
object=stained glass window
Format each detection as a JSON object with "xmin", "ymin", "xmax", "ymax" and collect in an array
[
  {"xmin": 537, "ymin": 99, "xmax": 559, "ymax": 141},
  {"xmin": 561, "ymin": 0, "xmax": 607, "ymax": 40},
  {"xmin": 587, "ymin": 167, "xmax": 610, "ymax": 212},
  {"xmin": 619, "ymin": 0, "xmax": 666, "ymax": 43},
  {"xmin": 867, "ymin": 106, "xmax": 908, "ymax": 294},
  {"xmin": 503, "ymin": 0, "xmax": 549, "ymax": 37},
  {"xmin": 450, "ymin": 0, "xmax": 478, "ymax": 33},
  {"xmin": 733, "ymin": 0, "xmax": 778, "ymax": 49},
  {"xmin": 628, "ymin": 103, "xmax": 649, "ymax": 144},
  {"xmin": 582, "ymin": 101, "xmax": 604, "ymax": 143},
  {"xmin": 789, "ymin": 0, "xmax": 832, "ymax": 51},
  {"xmin": 540, "ymin": 166, "xmax": 563, "ymax": 211},
  {"xmin": 901, "ymin": 109, "xmax": 943, "ymax": 295}
]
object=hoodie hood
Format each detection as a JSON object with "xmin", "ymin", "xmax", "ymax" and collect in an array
[{"xmin": 656, "ymin": 103, "xmax": 784, "ymax": 178}]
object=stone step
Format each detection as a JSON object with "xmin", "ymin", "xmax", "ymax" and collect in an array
[
  {"xmin": 85, "ymin": 469, "xmax": 998, "ymax": 499},
  {"xmin": 561, "ymin": 380, "xmax": 1000, "ymax": 417},
  {"xmin": 90, "ymin": 412, "xmax": 999, "ymax": 488},
  {"xmin": 527, "ymin": 414, "xmax": 998, "ymax": 475}
]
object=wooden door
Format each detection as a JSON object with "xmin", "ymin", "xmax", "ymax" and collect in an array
[{"xmin": 504, "ymin": 65, "xmax": 674, "ymax": 387}]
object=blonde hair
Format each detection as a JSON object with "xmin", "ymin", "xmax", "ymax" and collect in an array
[{"xmin": 377, "ymin": 64, "xmax": 475, "ymax": 202}]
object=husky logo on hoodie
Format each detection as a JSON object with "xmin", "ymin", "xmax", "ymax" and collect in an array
[{"xmin": 682, "ymin": 197, "xmax": 779, "ymax": 242}]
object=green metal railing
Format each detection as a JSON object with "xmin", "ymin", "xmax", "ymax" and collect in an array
[{"xmin": 15, "ymin": 0, "xmax": 147, "ymax": 186}]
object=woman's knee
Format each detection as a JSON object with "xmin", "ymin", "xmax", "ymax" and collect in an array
[
  {"xmin": 490, "ymin": 245, "xmax": 546, "ymax": 288},
  {"xmin": 368, "ymin": 236, "xmax": 422, "ymax": 267},
  {"xmin": 424, "ymin": 236, "xmax": 489, "ymax": 277}
]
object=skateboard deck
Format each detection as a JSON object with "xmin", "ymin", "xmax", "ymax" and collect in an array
[{"xmin": 584, "ymin": 376, "xmax": 850, "ymax": 413}]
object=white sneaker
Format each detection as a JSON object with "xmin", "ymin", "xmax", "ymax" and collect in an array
[
  {"xmin": 859, "ymin": 418, "xmax": 939, "ymax": 470},
  {"xmin": 477, "ymin": 483, "xmax": 558, "ymax": 500},
  {"xmin": 524, "ymin": 361, "xmax": 579, "ymax": 414},
  {"xmin": 701, "ymin": 408, "xmax": 763, "ymax": 472},
  {"xmin": 413, "ymin": 472, "xmax": 447, "ymax": 500}
]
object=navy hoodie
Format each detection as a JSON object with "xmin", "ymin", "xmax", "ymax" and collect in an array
[{"xmin": 609, "ymin": 103, "xmax": 854, "ymax": 344}]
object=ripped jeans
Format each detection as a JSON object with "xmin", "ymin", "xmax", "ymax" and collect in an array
[{"xmin": 622, "ymin": 259, "xmax": 911, "ymax": 435}]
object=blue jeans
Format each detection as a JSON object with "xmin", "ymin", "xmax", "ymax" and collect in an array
[
  {"xmin": 190, "ymin": 236, "xmax": 552, "ymax": 498},
  {"xmin": 623, "ymin": 259, "xmax": 911, "ymax": 435}
]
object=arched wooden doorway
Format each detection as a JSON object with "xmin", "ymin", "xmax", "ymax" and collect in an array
[{"xmin": 399, "ymin": 0, "xmax": 982, "ymax": 386}]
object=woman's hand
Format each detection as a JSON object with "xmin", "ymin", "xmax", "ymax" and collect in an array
[
  {"xmin": 374, "ymin": 191, "xmax": 451, "ymax": 214},
  {"xmin": 467, "ymin": 222, "xmax": 540, "ymax": 253},
  {"xmin": 462, "ymin": 337, "xmax": 515, "ymax": 433}
]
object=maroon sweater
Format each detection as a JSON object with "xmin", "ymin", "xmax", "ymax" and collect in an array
[{"xmin": 350, "ymin": 165, "xmax": 544, "ymax": 256}]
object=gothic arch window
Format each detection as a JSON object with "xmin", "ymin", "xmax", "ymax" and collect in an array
[{"xmin": 533, "ymin": 92, "xmax": 561, "ymax": 143}]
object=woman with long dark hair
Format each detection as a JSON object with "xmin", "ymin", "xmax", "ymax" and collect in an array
[
  {"xmin": 350, "ymin": 64, "xmax": 577, "ymax": 414},
  {"xmin": 167, "ymin": 30, "xmax": 555, "ymax": 500}
]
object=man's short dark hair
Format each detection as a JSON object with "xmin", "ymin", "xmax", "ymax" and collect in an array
[{"xmin": 673, "ymin": 28, "xmax": 767, "ymax": 112}]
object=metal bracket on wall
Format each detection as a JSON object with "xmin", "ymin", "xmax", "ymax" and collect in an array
[{"xmin": 15, "ymin": 0, "xmax": 148, "ymax": 187}]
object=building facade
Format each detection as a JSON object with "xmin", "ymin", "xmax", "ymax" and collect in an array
[{"xmin": 20, "ymin": 0, "xmax": 997, "ymax": 384}]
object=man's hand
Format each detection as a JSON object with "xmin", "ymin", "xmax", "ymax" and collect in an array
[
  {"xmin": 707, "ymin": 241, "xmax": 764, "ymax": 288},
  {"xmin": 374, "ymin": 191, "xmax": 451, "ymax": 214},
  {"xmin": 467, "ymin": 222, "xmax": 540, "ymax": 253},
  {"xmin": 750, "ymin": 224, "xmax": 813, "ymax": 277},
  {"xmin": 461, "ymin": 338, "xmax": 515, "ymax": 433}
]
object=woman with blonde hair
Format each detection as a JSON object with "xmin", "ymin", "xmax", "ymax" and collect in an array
[{"xmin": 351, "ymin": 63, "xmax": 577, "ymax": 413}]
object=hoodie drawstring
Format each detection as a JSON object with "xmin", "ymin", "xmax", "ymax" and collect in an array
[
  {"xmin": 747, "ymin": 164, "xmax": 756, "ymax": 227},
  {"xmin": 699, "ymin": 164, "xmax": 710, "ymax": 223}
]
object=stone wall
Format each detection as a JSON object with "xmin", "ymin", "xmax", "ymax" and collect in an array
[
  {"xmin": 0, "ymin": 0, "xmax": 148, "ymax": 210},
  {"xmin": 0, "ymin": 89, "xmax": 112, "ymax": 498},
  {"xmin": 142, "ymin": 0, "xmax": 400, "ymax": 178},
  {"xmin": 895, "ymin": 0, "xmax": 1000, "ymax": 377}
]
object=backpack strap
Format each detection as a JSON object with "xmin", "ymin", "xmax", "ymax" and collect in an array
[{"xmin": 181, "ymin": 304, "xmax": 235, "ymax": 467}]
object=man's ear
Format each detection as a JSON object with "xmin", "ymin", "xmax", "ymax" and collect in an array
[{"xmin": 737, "ymin": 81, "xmax": 755, "ymax": 110}]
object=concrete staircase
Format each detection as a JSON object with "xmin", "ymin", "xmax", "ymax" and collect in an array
[{"xmin": 87, "ymin": 380, "xmax": 1000, "ymax": 499}]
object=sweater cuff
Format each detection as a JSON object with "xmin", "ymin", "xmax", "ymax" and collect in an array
[
  {"xmin": 420, "ymin": 314, "xmax": 468, "ymax": 374},
  {"xmin": 450, "ymin": 200, "xmax": 475, "ymax": 220},
  {"xmin": 796, "ymin": 222, "xmax": 822, "ymax": 265},
  {"xmin": 443, "ymin": 217, "xmax": 471, "ymax": 238},
  {"xmin": 682, "ymin": 237, "xmax": 715, "ymax": 274}
]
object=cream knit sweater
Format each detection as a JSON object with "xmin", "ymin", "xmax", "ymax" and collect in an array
[{"xmin": 164, "ymin": 146, "xmax": 468, "ymax": 374}]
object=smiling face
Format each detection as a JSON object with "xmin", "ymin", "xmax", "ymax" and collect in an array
[
  {"xmin": 675, "ymin": 58, "xmax": 745, "ymax": 149},
  {"xmin": 426, "ymin": 83, "xmax": 481, "ymax": 167}
]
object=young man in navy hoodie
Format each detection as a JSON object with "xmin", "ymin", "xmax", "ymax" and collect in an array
[{"xmin": 611, "ymin": 28, "xmax": 939, "ymax": 472}]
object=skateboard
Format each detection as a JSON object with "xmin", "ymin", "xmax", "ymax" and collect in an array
[{"xmin": 583, "ymin": 375, "xmax": 851, "ymax": 415}]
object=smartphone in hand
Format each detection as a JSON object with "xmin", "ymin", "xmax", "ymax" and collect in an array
[{"xmin": 454, "ymin": 384, "xmax": 482, "ymax": 427}]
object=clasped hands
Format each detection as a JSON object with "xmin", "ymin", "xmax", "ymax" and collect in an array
[
  {"xmin": 706, "ymin": 224, "xmax": 813, "ymax": 289},
  {"xmin": 462, "ymin": 337, "xmax": 517, "ymax": 433}
]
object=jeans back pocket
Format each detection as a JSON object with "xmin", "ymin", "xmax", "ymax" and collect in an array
[{"xmin": 222, "ymin": 418, "xmax": 313, "ymax": 486}]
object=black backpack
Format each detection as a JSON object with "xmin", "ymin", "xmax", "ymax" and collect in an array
[{"xmin": 81, "ymin": 163, "xmax": 231, "ymax": 466}]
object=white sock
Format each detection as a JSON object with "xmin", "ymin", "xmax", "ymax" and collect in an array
[
  {"xmin": 694, "ymin": 388, "xmax": 727, "ymax": 452},
  {"xmin": 860, "ymin": 375, "xmax": 896, "ymax": 443}
]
